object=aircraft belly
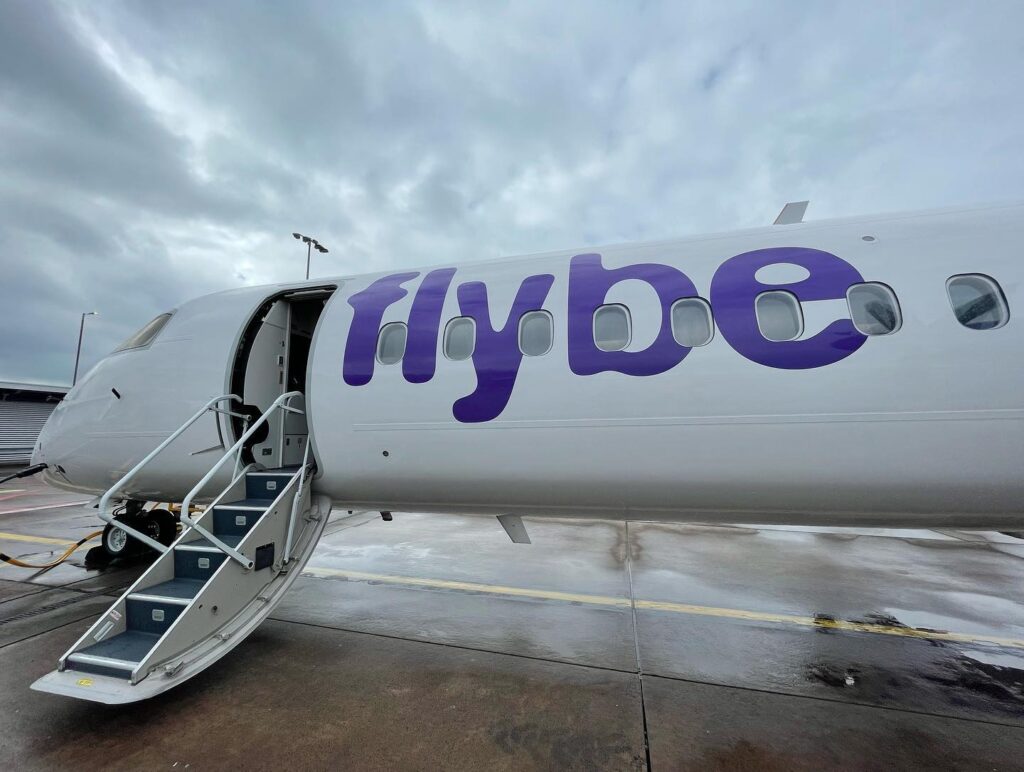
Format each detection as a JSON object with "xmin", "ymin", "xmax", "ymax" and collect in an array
[{"xmin": 312, "ymin": 413, "xmax": 1024, "ymax": 525}]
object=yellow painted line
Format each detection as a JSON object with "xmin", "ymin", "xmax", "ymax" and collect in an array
[
  {"xmin": 303, "ymin": 566, "xmax": 1024, "ymax": 650},
  {"xmin": 632, "ymin": 599, "xmax": 1024, "ymax": 647},
  {"xmin": 305, "ymin": 567, "xmax": 633, "ymax": 607},
  {"xmin": 0, "ymin": 530, "xmax": 100, "ymax": 547}
]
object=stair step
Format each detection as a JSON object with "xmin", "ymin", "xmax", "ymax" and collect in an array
[
  {"xmin": 245, "ymin": 473, "xmax": 294, "ymax": 501},
  {"xmin": 139, "ymin": 578, "xmax": 205, "ymax": 601},
  {"xmin": 212, "ymin": 507, "xmax": 263, "ymax": 537},
  {"xmin": 219, "ymin": 498, "xmax": 275, "ymax": 509},
  {"xmin": 126, "ymin": 597, "xmax": 185, "ymax": 635},
  {"xmin": 68, "ymin": 631, "xmax": 161, "ymax": 678},
  {"xmin": 66, "ymin": 653, "xmax": 136, "ymax": 679},
  {"xmin": 174, "ymin": 546, "xmax": 227, "ymax": 580},
  {"xmin": 128, "ymin": 592, "xmax": 190, "ymax": 607},
  {"xmin": 184, "ymin": 534, "xmax": 245, "ymax": 550}
]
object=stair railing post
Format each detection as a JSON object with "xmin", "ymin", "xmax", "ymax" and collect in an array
[
  {"xmin": 284, "ymin": 439, "xmax": 313, "ymax": 564},
  {"xmin": 178, "ymin": 391, "xmax": 304, "ymax": 569},
  {"xmin": 96, "ymin": 394, "xmax": 241, "ymax": 555}
]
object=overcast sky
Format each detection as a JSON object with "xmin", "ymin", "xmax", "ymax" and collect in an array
[{"xmin": 1, "ymin": 0, "xmax": 1022, "ymax": 385}]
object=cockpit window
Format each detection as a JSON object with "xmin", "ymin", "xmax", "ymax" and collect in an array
[{"xmin": 114, "ymin": 313, "xmax": 173, "ymax": 352}]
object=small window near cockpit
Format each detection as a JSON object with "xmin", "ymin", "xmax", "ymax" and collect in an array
[
  {"xmin": 847, "ymin": 283, "xmax": 902, "ymax": 336},
  {"xmin": 114, "ymin": 312, "xmax": 173, "ymax": 352},
  {"xmin": 754, "ymin": 291, "xmax": 803, "ymax": 341},
  {"xmin": 670, "ymin": 298, "xmax": 714, "ymax": 347},
  {"xmin": 946, "ymin": 274, "xmax": 1010, "ymax": 330},
  {"xmin": 376, "ymin": 322, "xmax": 408, "ymax": 364}
]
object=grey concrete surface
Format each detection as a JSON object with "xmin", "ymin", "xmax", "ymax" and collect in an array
[
  {"xmin": 0, "ymin": 618, "xmax": 647, "ymax": 771},
  {"xmin": 0, "ymin": 578, "xmax": 47, "ymax": 603},
  {"xmin": 644, "ymin": 677, "xmax": 1024, "ymax": 771},
  {"xmin": 0, "ymin": 586, "xmax": 115, "ymax": 648},
  {"xmin": 629, "ymin": 521, "xmax": 1024, "ymax": 726},
  {"xmin": 3, "ymin": 471, "xmax": 1024, "ymax": 769},
  {"xmin": 276, "ymin": 512, "xmax": 638, "ymax": 671}
]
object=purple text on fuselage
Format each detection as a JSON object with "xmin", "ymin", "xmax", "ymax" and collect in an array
[{"xmin": 341, "ymin": 247, "xmax": 868, "ymax": 421}]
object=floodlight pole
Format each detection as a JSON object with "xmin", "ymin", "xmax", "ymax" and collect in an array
[
  {"xmin": 73, "ymin": 311, "xmax": 97, "ymax": 386},
  {"xmin": 292, "ymin": 232, "xmax": 329, "ymax": 280}
]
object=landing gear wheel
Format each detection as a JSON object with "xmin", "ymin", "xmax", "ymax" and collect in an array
[
  {"xmin": 101, "ymin": 508, "xmax": 178, "ymax": 561},
  {"xmin": 102, "ymin": 521, "xmax": 134, "ymax": 559},
  {"xmin": 148, "ymin": 508, "xmax": 179, "ymax": 546}
]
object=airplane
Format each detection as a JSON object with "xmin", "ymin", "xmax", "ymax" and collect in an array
[{"xmin": 26, "ymin": 200, "xmax": 1024, "ymax": 702}]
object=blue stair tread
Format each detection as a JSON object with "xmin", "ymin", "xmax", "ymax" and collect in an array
[
  {"xmin": 219, "ymin": 498, "xmax": 273, "ymax": 509},
  {"xmin": 76, "ymin": 631, "xmax": 160, "ymax": 663},
  {"xmin": 194, "ymin": 533, "xmax": 244, "ymax": 548},
  {"xmin": 141, "ymin": 578, "xmax": 205, "ymax": 600}
]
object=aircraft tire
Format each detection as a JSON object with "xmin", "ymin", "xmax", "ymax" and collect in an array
[
  {"xmin": 102, "ymin": 508, "xmax": 176, "ymax": 559},
  {"xmin": 148, "ymin": 508, "xmax": 179, "ymax": 546},
  {"xmin": 101, "ymin": 521, "xmax": 135, "ymax": 559}
]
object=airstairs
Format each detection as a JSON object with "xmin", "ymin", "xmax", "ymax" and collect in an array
[{"xmin": 32, "ymin": 392, "xmax": 331, "ymax": 704}]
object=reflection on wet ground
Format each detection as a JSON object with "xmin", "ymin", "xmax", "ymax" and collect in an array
[{"xmin": 3, "ymin": 470, "xmax": 1024, "ymax": 769}]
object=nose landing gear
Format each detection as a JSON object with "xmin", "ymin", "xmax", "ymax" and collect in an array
[{"xmin": 88, "ymin": 502, "xmax": 178, "ymax": 567}]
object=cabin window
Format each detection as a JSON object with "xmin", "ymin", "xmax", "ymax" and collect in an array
[
  {"xmin": 846, "ymin": 283, "xmax": 902, "ymax": 336},
  {"xmin": 946, "ymin": 274, "xmax": 1009, "ymax": 330},
  {"xmin": 593, "ymin": 304, "xmax": 631, "ymax": 351},
  {"xmin": 114, "ymin": 313, "xmax": 173, "ymax": 352},
  {"xmin": 754, "ymin": 291, "xmax": 803, "ymax": 342},
  {"xmin": 518, "ymin": 310, "xmax": 553, "ymax": 356},
  {"xmin": 670, "ymin": 298, "xmax": 714, "ymax": 347},
  {"xmin": 444, "ymin": 317, "xmax": 476, "ymax": 360},
  {"xmin": 376, "ymin": 322, "xmax": 407, "ymax": 365}
]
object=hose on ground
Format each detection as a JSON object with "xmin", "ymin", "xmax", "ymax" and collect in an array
[
  {"xmin": 0, "ymin": 530, "xmax": 103, "ymax": 570},
  {"xmin": 0, "ymin": 463, "xmax": 47, "ymax": 486}
]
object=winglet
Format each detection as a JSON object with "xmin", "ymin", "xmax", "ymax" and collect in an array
[{"xmin": 773, "ymin": 201, "xmax": 809, "ymax": 225}]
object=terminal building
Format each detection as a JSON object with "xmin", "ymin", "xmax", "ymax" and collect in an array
[{"xmin": 0, "ymin": 381, "xmax": 67, "ymax": 465}]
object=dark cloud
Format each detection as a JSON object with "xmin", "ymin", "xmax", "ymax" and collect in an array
[{"xmin": 1, "ymin": 0, "xmax": 1022, "ymax": 384}]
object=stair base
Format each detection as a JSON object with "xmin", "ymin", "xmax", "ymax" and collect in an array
[
  {"xmin": 32, "ymin": 494, "xmax": 331, "ymax": 704},
  {"xmin": 71, "ymin": 630, "xmax": 160, "ymax": 677}
]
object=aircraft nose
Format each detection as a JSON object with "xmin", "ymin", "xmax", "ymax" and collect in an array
[
  {"xmin": 28, "ymin": 398, "xmax": 91, "ymax": 490},
  {"xmin": 31, "ymin": 404, "xmax": 63, "ymax": 468},
  {"xmin": 30, "ymin": 421, "xmax": 49, "ymax": 466},
  {"xmin": 31, "ymin": 396, "xmax": 76, "ymax": 471}
]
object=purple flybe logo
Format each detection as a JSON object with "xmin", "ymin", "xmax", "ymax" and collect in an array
[{"xmin": 343, "ymin": 247, "xmax": 867, "ymax": 422}]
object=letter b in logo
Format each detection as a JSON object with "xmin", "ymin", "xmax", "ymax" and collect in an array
[{"xmin": 567, "ymin": 253, "xmax": 697, "ymax": 377}]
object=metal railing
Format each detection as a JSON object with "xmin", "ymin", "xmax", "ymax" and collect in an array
[
  {"xmin": 97, "ymin": 394, "xmax": 243, "ymax": 555},
  {"xmin": 179, "ymin": 391, "xmax": 305, "ymax": 569},
  {"xmin": 283, "ymin": 438, "xmax": 313, "ymax": 564}
]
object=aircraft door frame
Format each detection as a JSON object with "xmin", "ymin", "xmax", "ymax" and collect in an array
[{"xmin": 228, "ymin": 285, "xmax": 337, "ymax": 469}]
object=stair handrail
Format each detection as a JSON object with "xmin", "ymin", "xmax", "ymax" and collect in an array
[
  {"xmin": 97, "ymin": 394, "xmax": 242, "ymax": 555},
  {"xmin": 283, "ymin": 438, "xmax": 314, "ymax": 564},
  {"xmin": 178, "ymin": 391, "xmax": 305, "ymax": 569}
]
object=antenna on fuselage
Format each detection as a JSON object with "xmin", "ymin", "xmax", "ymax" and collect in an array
[{"xmin": 773, "ymin": 201, "xmax": 809, "ymax": 225}]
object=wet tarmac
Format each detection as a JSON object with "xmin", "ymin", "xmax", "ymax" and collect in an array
[{"xmin": 3, "ymin": 466, "xmax": 1024, "ymax": 769}]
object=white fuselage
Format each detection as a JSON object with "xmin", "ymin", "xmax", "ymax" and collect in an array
[{"xmin": 33, "ymin": 203, "xmax": 1024, "ymax": 528}]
